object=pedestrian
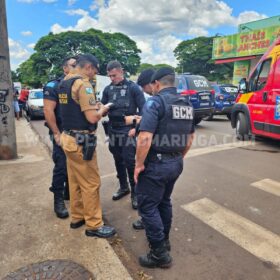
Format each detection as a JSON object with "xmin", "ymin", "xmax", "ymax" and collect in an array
[
  {"xmin": 18, "ymin": 87, "xmax": 29, "ymax": 114},
  {"xmin": 134, "ymin": 67, "xmax": 195, "ymax": 268},
  {"xmin": 101, "ymin": 60, "xmax": 146, "ymax": 209},
  {"xmin": 43, "ymin": 56, "xmax": 76, "ymax": 219},
  {"xmin": 13, "ymin": 88, "xmax": 20, "ymax": 120},
  {"xmin": 59, "ymin": 54, "xmax": 116, "ymax": 238}
]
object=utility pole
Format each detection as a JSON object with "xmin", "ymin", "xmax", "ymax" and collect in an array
[{"xmin": 0, "ymin": 0, "xmax": 17, "ymax": 160}]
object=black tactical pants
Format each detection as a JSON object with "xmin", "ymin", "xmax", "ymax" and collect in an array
[
  {"xmin": 136, "ymin": 155, "xmax": 183, "ymax": 247},
  {"xmin": 108, "ymin": 131, "xmax": 136, "ymax": 196}
]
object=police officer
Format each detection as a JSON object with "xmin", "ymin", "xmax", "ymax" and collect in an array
[
  {"xmin": 43, "ymin": 56, "xmax": 76, "ymax": 219},
  {"xmin": 59, "ymin": 54, "xmax": 116, "ymax": 238},
  {"xmin": 101, "ymin": 60, "xmax": 145, "ymax": 209},
  {"xmin": 134, "ymin": 67, "xmax": 195, "ymax": 268}
]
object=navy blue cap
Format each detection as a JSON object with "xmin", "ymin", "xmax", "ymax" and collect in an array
[
  {"xmin": 77, "ymin": 54, "xmax": 100, "ymax": 71},
  {"xmin": 150, "ymin": 67, "xmax": 175, "ymax": 83},
  {"xmin": 137, "ymin": 68, "xmax": 155, "ymax": 87}
]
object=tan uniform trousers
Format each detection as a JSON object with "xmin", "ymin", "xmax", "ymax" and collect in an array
[{"xmin": 60, "ymin": 132, "xmax": 103, "ymax": 230}]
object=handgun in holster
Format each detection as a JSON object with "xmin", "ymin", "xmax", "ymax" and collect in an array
[{"xmin": 75, "ymin": 133, "xmax": 97, "ymax": 161}]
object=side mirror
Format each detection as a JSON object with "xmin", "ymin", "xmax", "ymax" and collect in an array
[{"xmin": 238, "ymin": 78, "xmax": 248, "ymax": 94}]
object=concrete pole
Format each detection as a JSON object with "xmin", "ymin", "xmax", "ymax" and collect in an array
[{"xmin": 0, "ymin": 0, "xmax": 17, "ymax": 159}]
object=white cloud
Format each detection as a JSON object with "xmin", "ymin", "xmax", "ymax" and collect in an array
[
  {"xmin": 27, "ymin": 43, "xmax": 36, "ymax": 49},
  {"xmin": 65, "ymin": 9, "xmax": 88, "ymax": 17},
  {"xmin": 21, "ymin": 30, "xmax": 33, "ymax": 36},
  {"xmin": 51, "ymin": 0, "xmax": 267, "ymax": 66},
  {"xmin": 8, "ymin": 38, "xmax": 31, "ymax": 70},
  {"xmin": 68, "ymin": 0, "xmax": 77, "ymax": 6},
  {"xmin": 236, "ymin": 11, "xmax": 267, "ymax": 26}
]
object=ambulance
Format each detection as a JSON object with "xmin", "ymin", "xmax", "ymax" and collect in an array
[{"xmin": 231, "ymin": 36, "xmax": 280, "ymax": 140}]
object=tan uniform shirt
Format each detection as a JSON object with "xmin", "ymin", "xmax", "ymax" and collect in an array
[{"xmin": 64, "ymin": 73, "xmax": 99, "ymax": 111}]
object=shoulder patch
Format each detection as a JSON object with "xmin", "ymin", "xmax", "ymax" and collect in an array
[
  {"xmin": 89, "ymin": 97, "xmax": 96, "ymax": 105},
  {"xmin": 85, "ymin": 87, "xmax": 93, "ymax": 94},
  {"xmin": 46, "ymin": 81, "xmax": 56, "ymax": 88}
]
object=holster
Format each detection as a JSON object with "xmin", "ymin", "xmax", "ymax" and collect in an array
[
  {"xmin": 75, "ymin": 133, "xmax": 97, "ymax": 161},
  {"xmin": 102, "ymin": 120, "xmax": 109, "ymax": 136}
]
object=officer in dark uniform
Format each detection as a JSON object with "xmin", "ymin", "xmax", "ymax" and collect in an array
[
  {"xmin": 101, "ymin": 60, "xmax": 146, "ymax": 209},
  {"xmin": 43, "ymin": 56, "xmax": 76, "ymax": 219},
  {"xmin": 134, "ymin": 67, "xmax": 195, "ymax": 268}
]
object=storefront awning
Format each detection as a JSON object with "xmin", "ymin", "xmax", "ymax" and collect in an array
[{"xmin": 214, "ymin": 55, "xmax": 258, "ymax": 64}]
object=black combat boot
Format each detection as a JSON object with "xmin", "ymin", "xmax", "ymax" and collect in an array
[
  {"xmin": 139, "ymin": 242, "xmax": 172, "ymax": 268},
  {"xmin": 131, "ymin": 195, "xmax": 138, "ymax": 210},
  {"xmin": 112, "ymin": 181, "xmax": 130, "ymax": 200},
  {"xmin": 54, "ymin": 193, "xmax": 69, "ymax": 219}
]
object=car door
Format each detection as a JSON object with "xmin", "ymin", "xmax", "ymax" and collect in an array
[
  {"xmin": 265, "ymin": 53, "xmax": 280, "ymax": 138},
  {"xmin": 247, "ymin": 58, "xmax": 273, "ymax": 136}
]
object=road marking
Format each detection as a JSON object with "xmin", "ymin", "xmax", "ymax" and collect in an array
[
  {"xmin": 185, "ymin": 141, "xmax": 254, "ymax": 159},
  {"xmin": 251, "ymin": 179, "xmax": 280, "ymax": 197},
  {"xmin": 181, "ymin": 198, "xmax": 280, "ymax": 268}
]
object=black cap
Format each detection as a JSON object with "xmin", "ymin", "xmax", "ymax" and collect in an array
[
  {"xmin": 137, "ymin": 68, "xmax": 155, "ymax": 87},
  {"xmin": 150, "ymin": 67, "xmax": 175, "ymax": 83},
  {"xmin": 77, "ymin": 54, "xmax": 100, "ymax": 71}
]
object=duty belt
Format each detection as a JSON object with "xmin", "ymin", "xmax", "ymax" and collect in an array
[
  {"xmin": 64, "ymin": 130, "xmax": 95, "ymax": 137},
  {"xmin": 147, "ymin": 152, "xmax": 182, "ymax": 162}
]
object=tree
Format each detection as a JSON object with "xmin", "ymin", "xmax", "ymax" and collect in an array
[
  {"xmin": 17, "ymin": 29, "xmax": 141, "ymax": 86},
  {"xmin": 137, "ymin": 63, "xmax": 174, "ymax": 73},
  {"xmin": 174, "ymin": 36, "xmax": 233, "ymax": 82}
]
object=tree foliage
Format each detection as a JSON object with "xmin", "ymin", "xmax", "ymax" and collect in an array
[
  {"xmin": 16, "ymin": 29, "xmax": 141, "ymax": 87},
  {"xmin": 174, "ymin": 36, "xmax": 233, "ymax": 82},
  {"xmin": 137, "ymin": 63, "xmax": 174, "ymax": 73}
]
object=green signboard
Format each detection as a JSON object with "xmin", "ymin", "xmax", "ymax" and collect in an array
[
  {"xmin": 213, "ymin": 25, "xmax": 280, "ymax": 60},
  {"xmin": 232, "ymin": 61, "xmax": 250, "ymax": 86}
]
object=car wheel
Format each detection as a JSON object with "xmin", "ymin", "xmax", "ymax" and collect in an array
[
  {"xmin": 194, "ymin": 117, "xmax": 202, "ymax": 125},
  {"xmin": 203, "ymin": 113, "xmax": 213, "ymax": 121},
  {"xmin": 236, "ymin": 112, "xmax": 249, "ymax": 140},
  {"xmin": 226, "ymin": 113, "xmax": 231, "ymax": 120}
]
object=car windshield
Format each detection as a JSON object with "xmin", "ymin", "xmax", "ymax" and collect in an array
[
  {"xmin": 220, "ymin": 86, "xmax": 238, "ymax": 95},
  {"xmin": 29, "ymin": 91, "xmax": 43, "ymax": 99},
  {"xmin": 186, "ymin": 76, "xmax": 212, "ymax": 91}
]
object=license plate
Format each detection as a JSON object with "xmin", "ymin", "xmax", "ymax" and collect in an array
[
  {"xmin": 200, "ymin": 102, "xmax": 210, "ymax": 106},
  {"xmin": 200, "ymin": 95, "xmax": 210, "ymax": 100}
]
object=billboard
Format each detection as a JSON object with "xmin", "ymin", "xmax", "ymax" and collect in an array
[{"xmin": 213, "ymin": 25, "xmax": 280, "ymax": 60}]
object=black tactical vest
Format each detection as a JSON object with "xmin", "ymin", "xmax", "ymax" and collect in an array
[
  {"xmin": 107, "ymin": 82, "xmax": 132, "ymax": 120},
  {"xmin": 58, "ymin": 77, "xmax": 97, "ymax": 131},
  {"xmin": 151, "ymin": 93, "xmax": 194, "ymax": 153}
]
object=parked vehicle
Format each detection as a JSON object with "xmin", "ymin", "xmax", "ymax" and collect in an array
[
  {"xmin": 175, "ymin": 74, "xmax": 215, "ymax": 125},
  {"xmin": 25, "ymin": 89, "xmax": 44, "ymax": 120},
  {"xmin": 231, "ymin": 36, "xmax": 280, "ymax": 140},
  {"xmin": 204, "ymin": 84, "xmax": 238, "ymax": 121}
]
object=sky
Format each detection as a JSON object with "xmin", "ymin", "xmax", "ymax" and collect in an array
[{"xmin": 6, "ymin": 0, "xmax": 280, "ymax": 70}]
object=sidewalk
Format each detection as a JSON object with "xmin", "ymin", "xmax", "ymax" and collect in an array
[{"xmin": 0, "ymin": 119, "xmax": 132, "ymax": 280}]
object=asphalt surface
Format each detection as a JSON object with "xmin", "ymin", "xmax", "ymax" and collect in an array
[{"xmin": 30, "ymin": 116, "xmax": 280, "ymax": 280}]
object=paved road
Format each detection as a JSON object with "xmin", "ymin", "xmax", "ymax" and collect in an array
[{"xmin": 30, "ymin": 116, "xmax": 280, "ymax": 280}]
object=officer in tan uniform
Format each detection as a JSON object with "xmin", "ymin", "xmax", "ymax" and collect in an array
[{"xmin": 59, "ymin": 54, "xmax": 116, "ymax": 238}]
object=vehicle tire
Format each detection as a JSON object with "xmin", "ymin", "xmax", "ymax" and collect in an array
[
  {"xmin": 226, "ymin": 113, "xmax": 231, "ymax": 120},
  {"xmin": 203, "ymin": 113, "xmax": 213, "ymax": 121},
  {"xmin": 236, "ymin": 112, "xmax": 249, "ymax": 140},
  {"xmin": 194, "ymin": 117, "xmax": 202, "ymax": 125}
]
